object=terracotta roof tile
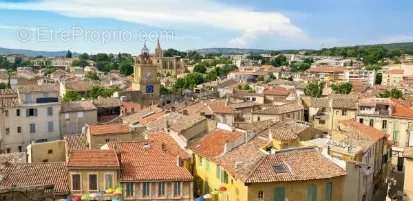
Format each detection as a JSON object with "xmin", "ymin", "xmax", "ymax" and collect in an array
[
  {"xmin": 264, "ymin": 87, "xmax": 290, "ymax": 96},
  {"xmin": 89, "ymin": 123, "xmax": 129, "ymax": 136},
  {"xmin": 0, "ymin": 162, "xmax": 69, "ymax": 194},
  {"xmin": 388, "ymin": 69, "xmax": 404, "ymax": 75},
  {"xmin": 191, "ymin": 129, "xmax": 242, "ymax": 160},
  {"xmin": 64, "ymin": 134, "xmax": 88, "ymax": 152},
  {"xmin": 340, "ymin": 120, "xmax": 385, "ymax": 141},
  {"xmin": 245, "ymin": 148, "xmax": 346, "ymax": 183},
  {"xmin": 308, "ymin": 66, "xmax": 346, "ymax": 73},
  {"xmin": 207, "ymin": 100, "xmax": 234, "ymax": 114},
  {"xmin": 67, "ymin": 150, "xmax": 120, "ymax": 169},
  {"xmin": 391, "ymin": 99, "xmax": 413, "ymax": 119},
  {"xmin": 110, "ymin": 133, "xmax": 193, "ymax": 182}
]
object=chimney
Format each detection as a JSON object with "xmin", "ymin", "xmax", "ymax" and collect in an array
[
  {"xmin": 161, "ymin": 143, "xmax": 167, "ymax": 152},
  {"xmin": 143, "ymin": 141, "xmax": 151, "ymax": 150},
  {"xmin": 176, "ymin": 155, "xmax": 183, "ymax": 167},
  {"xmin": 223, "ymin": 140, "xmax": 229, "ymax": 154}
]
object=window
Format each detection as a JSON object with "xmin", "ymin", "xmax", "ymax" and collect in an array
[
  {"xmin": 216, "ymin": 165, "xmax": 221, "ymax": 179},
  {"xmin": 258, "ymin": 191, "xmax": 264, "ymax": 201},
  {"xmin": 48, "ymin": 121, "xmax": 54, "ymax": 132},
  {"xmin": 105, "ymin": 139, "xmax": 110, "ymax": 143},
  {"xmin": 17, "ymin": 126, "xmax": 21, "ymax": 133},
  {"xmin": 29, "ymin": 123, "xmax": 36, "ymax": 133},
  {"xmin": 71, "ymin": 174, "xmax": 81, "ymax": 191},
  {"xmin": 77, "ymin": 112, "xmax": 84, "ymax": 118},
  {"xmin": 382, "ymin": 120, "xmax": 387, "ymax": 129},
  {"xmin": 47, "ymin": 121, "xmax": 55, "ymax": 132},
  {"xmin": 359, "ymin": 118, "xmax": 364, "ymax": 124},
  {"xmin": 105, "ymin": 174, "xmax": 113, "ymax": 190},
  {"xmin": 319, "ymin": 119, "xmax": 325, "ymax": 125},
  {"xmin": 26, "ymin": 108, "xmax": 37, "ymax": 117},
  {"xmin": 5, "ymin": 110, "xmax": 8, "ymax": 117},
  {"xmin": 342, "ymin": 110, "xmax": 347, "ymax": 116},
  {"xmin": 18, "ymin": 146, "xmax": 22, "ymax": 152},
  {"xmin": 6, "ymin": 148, "xmax": 10, "ymax": 153},
  {"xmin": 88, "ymin": 174, "xmax": 98, "ymax": 191},
  {"xmin": 143, "ymin": 182, "xmax": 150, "ymax": 197},
  {"xmin": 221, "ymin": 170, "xmax": 229, "ymax": 184},
  {"xmin": 64, "ymin": 113, "xmax": 70, "ymax": 120},
  {"xmin": 48, "ymin": 149, "xmax": 53, "ymax": 154},
  {"xmin": 158, "ymin": 182, "xmax": 165, "ymax": 197},
  {"xmin": 125, "ymin": 183, "xmax": 134, "ymax": 197},
  {"xmin": 5, "ymin": 128, "xmax": 9, "ymax": 135},
  {"xmin": 369, "ymin": 119, "xmax": 374, "ymax": 127},
  {"xmin": 16, "ymin": 109, "xmax": 20, "ymax": 116},
  {"xmin": 173, "ymin": 182, "xmax": 181, "ymax": 197},
  {"xmin": 274, "ymin": 187, "xmax": 285, "ymax": 201},
  {"xmin": 47, "ymin": 107, "xmax": 53, "ymax": 116},
  {"xmin": 325, "ymin": 182, "xmax": 333, "ymax": 201},
  {"xmin": 307, "ymin": 184, "xmax": 317, "ymax": 201}
]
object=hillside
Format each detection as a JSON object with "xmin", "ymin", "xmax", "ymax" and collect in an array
[{"xmin": 0, "ymin": 47, "xmax": 78, "ymax": 57}]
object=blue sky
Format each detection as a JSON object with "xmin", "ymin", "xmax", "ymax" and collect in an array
[{"xmin": 0, "ymin": 0, "xmax": 412, "ymax": 54}]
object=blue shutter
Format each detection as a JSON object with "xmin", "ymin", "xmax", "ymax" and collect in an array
[
  {"xmin": 325, "ymin": 182, "xmax": 333, "ymax": 201},
  {"xmin": 307, "ymin": 184, "xmax": 317, "ymax": 201},
  {"xmin": 274, "ymin": 186, "xmax": 285, "ymax": 201}
]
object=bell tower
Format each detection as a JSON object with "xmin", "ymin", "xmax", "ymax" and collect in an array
[
  {"xmin": 155, "ymin": 38, "xmax": 163, "ymax": 58},
  {"xmin": 132, "ymin": 42, "xmax": 160, "ymax": 97}
]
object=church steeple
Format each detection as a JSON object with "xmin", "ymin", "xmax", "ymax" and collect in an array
[{"xmin": 155, "ymin": 38, "xmax": 163, "ymax": 58}]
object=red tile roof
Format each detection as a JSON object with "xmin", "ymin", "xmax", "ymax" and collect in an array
[
  {"xmin": 207, "ymin": 100, "xmax": 234, "ymax": 114},
  {"xmin": 308, "ymin": 66, "xmax": 346, "ymax": 73},
  {"xmin": 388, "ymin": 69, "xmax": 404, "ymax": 75},
  {"xmin": 110, "ymin": 132, "xmax": 193, "ymax": 182},
  {"xmin": 245, "ymin": 147, "xmax": 346, "ymax": 183},
  {"xmin": 89, "ymin": 123, "xmax": 129, "ymax": 136},
  {"xmin": 264, "ymin": 87, "xmax": 290, "ymax": 96},
  {"xmin": 64, "ymin": 134, "xmax": 88, "ymax": 152},
  {"xmin": 191, "ymin": 129, "xmax": 242, "ymax": 160},
  {"xmin": 0, "ymin": 162, "xmax": 69, "ymax": 194},
  {"xmin": 67, "ymin": 150, "xmax": 120, "ymax": 169},
  {"xmin": 391, "ymin": 99, "xmax": 413, "ymax": 119},
  {"xmin": 340, "ymin": 120, "xmax": 385, "ymax": 141}
]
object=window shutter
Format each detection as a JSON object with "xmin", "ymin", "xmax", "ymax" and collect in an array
[
  {"xmin": 307, "ymin": 184, "xmax": 317, "ymax": 201},
  {"xmin": 274, "ymin": 187, "xmax": 285, "ymax": 201},
  {"xmin": 325, "ymin": 182, "xmax": 333, "ymax": 201}
]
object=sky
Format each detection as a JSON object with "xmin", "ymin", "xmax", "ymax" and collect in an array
[{"xmin": 0, "ymin": 0, "xmax": 412, "ymax": 54}]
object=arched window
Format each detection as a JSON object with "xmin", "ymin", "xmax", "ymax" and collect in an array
[{"xmin": 258, "ymin": 191, "xmax": 264, "ymax": 201}]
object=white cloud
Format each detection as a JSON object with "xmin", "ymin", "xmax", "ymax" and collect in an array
[
  {"xmin": 379, "ymin": 35, "xmax": 413, "ymax": 44},
  {"xmin": 0, "ymin": 0, "xmax": 306, "ymax": 47}
]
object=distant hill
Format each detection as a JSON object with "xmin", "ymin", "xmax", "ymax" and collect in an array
[
  {"xmin": 367, "ymin": 42, "xmax": 413, "ymax": 52},
  {"xmin": 195, "ymin": 42, "xmax": 413, "ymax": 55},
  {"xmin": 195, "ymin": 48, "xmax": 275, "ymax": 55},
  {"xmin": 0, "ymin": 47, "xmax": 78, "ymax": 57}
]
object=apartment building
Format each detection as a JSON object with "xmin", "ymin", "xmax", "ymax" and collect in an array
[{"xmin": 0, "ymin": 85, "xmax": 61, "ymax": 153}]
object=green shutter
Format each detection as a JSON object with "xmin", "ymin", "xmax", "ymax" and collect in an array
[
  {"xmin": 325, "ymin": 182, "xmax": 332, "ymax": 201},
  {"xmin": 274, "ymin": 186, "xmax": 285, "ymax": 201},
  {"xmin": 307, "ymin": 184, "xmax": 317, "ymax": 201},
  {"xmin": 216, "ymin": 165, "xmax": 221, "ymax": 179}
]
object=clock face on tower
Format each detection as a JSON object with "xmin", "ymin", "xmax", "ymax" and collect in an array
[{"xmin": 144, "ymin": 72, "xmax": 152, "ymax": 80}]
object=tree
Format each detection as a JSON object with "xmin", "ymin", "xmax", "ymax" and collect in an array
[
  {"xmin": 160, "ymin": 85, "xmax": 172, "ymax": 95},
  {"xmin": 120, "ymin": 62, "xmax": 133, "ymax": 76},
  {"xmin": 331, "ymin": 82, "xmax": 352, "ymax": 94},
  {"xmin": 63, "ymin": 91, "xmax": 82, "ymax": 102},
  {"xmin": 0, "ymin": 83, "xmax": 7, "ymax": 89},
  {"xmin": 66, "ymin": 50, "xmax": 73, "ymax": 58},
  {"xmin": 85, "ymin": 72, "xmax": 100, "ymax": 80},
  {"xmin": 304, "ymin": 81, "xmax": 324, "ymax": 98},
  {"xmin": 375, "ymin": 73, "xmax": 382, "ymax": 85},
  {"xmin": 205, "ymin": 70, "xmax": 218, "ymax": 82},
  {"xmin": 270, "ymin": 55, "xmax": 288, "ymax": 67},
  {"xmin": 290, "ymin": 61, "xmax": 311, "ymax": 72},
  {"xmin": 193, "ymin": 64, "xmax": 207, "ymax": 74},
  {"xmin": 378, "ymin": 89, "xmax": 403, "ymax": 99}
]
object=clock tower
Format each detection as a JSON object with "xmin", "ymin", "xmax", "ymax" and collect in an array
[{"xmin": 132, "ymin": 43, "xmax": 160, "ymax": 97}]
